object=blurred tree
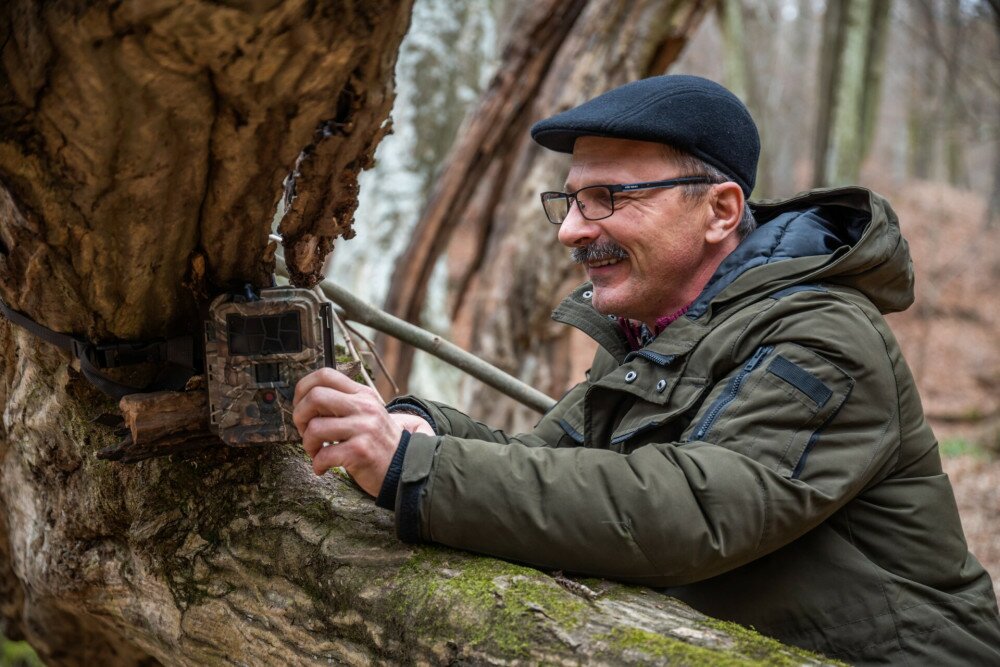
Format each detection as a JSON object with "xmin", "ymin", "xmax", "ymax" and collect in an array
[
  {"xmin": 718, "ymin": 0, "xmax": 750, "ymax": 102},
  {"xmin": 380, "ymin": 0, "xmax": 718, "ymax": 429},
  {"xmin": 813, "ymin": 0, "xmax": 893, "ymax": 187},
  {"xmin": 983, "ymin": 0, "xmax": 1000, "ymax": 228},
  {"xmin": 696, "ymin": 0, "xmax": 824, "ymax": 199}
]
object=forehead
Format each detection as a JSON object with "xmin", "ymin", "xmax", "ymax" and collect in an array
[{"xmin": 566, "ymin": 137, "xmax": 677, "ymax": 187}]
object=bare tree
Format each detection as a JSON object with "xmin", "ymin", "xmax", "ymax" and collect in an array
[
  {"xmin": 813, "ymin": 0, "xmax": 893, "ymax": 187},
  {"xmin": 983, "ymin": 0, "xmax": 1000, "ymax": 228}
]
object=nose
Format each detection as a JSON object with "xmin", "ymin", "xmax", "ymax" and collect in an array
[{"xmin": 557, "ymin": 200, "xmax": 601, "ymax": 248}]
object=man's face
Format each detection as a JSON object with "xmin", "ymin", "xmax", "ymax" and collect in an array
[{"xmin": 557, "ymin": 137, "xmax": 717, "ymax": 325}]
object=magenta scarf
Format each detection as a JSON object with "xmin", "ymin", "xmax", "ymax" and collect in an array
[{"xmin": 617, "ymin": 305, "xmax": 690, "ymax": 350}]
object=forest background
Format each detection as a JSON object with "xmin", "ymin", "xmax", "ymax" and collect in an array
[{"xmin": 2, "ymin": 0, "xmax": 999, "ymax": 664}]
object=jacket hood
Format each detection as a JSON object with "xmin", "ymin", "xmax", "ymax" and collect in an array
[{"xmin": 686, "ymin": 187, "xmax": 914, "ymax": 319}]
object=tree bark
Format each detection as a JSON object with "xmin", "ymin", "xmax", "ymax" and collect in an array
[
  {"xmin": 813, "ymin": 0, "xmax": 892, "ymax": 187},
  {"xmin": 0, "ymin": 1, "xmax": 836, "ymax": 664},
  {"xmin": 906, "ymin": 0, "xmax": 940, "ymax": 181},
  {"xmin": 381, "ymin": 0, "xmax": 717, "ymax": 431},
  {"xmin": 859, "ymin": 0, "xmax": 892, "ymax": 160}
]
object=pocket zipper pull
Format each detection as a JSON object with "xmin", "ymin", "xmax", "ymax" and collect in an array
[{"xmin": 744, "ymin": 345, "xmax": 773, "ymax": 372}]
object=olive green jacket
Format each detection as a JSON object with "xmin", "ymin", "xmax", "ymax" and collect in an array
[{"xmin": 386, "ymin": 187, "xmax": 1000, "ymax": 664}]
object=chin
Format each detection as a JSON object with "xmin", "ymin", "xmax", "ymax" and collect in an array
[{"xmin": 591, "ymin": 291, "xmax": 636, "ymax": 320}]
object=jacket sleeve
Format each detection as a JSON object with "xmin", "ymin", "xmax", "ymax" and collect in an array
[
  {"xmin": 391, "ymin": 299, "xmax": 901, "ymax": 587},
  {"xmin": 387, "ymin": 381, "xmax": 589, "ymax": 448}
]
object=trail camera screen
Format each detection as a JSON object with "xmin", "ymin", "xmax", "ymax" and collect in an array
[{"xmin": 226, "ymin": 312, "xmax": 303, "ymax": 356}]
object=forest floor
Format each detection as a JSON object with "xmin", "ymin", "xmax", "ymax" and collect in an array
[
  {"xmin": 943, "ymin": 449, "xmax": 1000, "ymax": 600},
  {"xmin": 880, "ymin": 179, "xmax": 1000, "ymax": 596}
]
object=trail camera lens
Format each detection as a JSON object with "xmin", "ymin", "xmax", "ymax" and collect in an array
[{"xmin": 226, "ymin": 312, "xmax": 303, "ymax": 355}]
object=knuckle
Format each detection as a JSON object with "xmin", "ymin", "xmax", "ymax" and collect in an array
[
  {"xmin": 304, "ymin": 420, "xmax": 322, "ymax": 440},
  {"xmin": 317, "ymin": 367, "xmax": 339, "ymax": 384}
]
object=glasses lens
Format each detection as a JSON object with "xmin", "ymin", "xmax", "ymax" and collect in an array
[
  {"xmin": 541, "ymin": 192, "xmax": 570, "ymax": 224},
  {"xmin": 577, "ymin": 186, "xmax": 613, "ymax": 220}
]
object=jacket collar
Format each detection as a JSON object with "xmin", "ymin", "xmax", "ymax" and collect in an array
[{"xmin": 551, "ymin": 284, "xmax": 710, "ymax": 365}]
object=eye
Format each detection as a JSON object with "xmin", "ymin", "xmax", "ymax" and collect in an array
[{"xmin": 578, "ymin": 186, "xmax": 612, "ymax": 214}]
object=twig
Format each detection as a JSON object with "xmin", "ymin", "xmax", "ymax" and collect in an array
[
  {"xmin": 343, "ymin": 320, "xmax": 401, "ymax": 396},
  {"xmin": 271, "ymin": 250, "xmax": 555, "ymax": 414},
  {"xmin": 322, "ymin": 288, "xmax": 383, "ymax": 402},
  {"xmin": 316, "ymin": 275, "xmax": 555, "ymax": 414}
]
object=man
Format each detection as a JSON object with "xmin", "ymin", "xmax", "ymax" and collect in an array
[{"xmin": 293, "ymin": 75, "xmax": 1000, "ymax": 664}]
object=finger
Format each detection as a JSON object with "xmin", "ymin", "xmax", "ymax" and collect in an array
[
  {"xmin": 312, "ymin": 439, "xmax": 367, "ymax": 476},
  {"xmin": 293, "ymin": 368, "xmax": 364, "ymax": 408},
  {"xmin": 292, "ymin": 386, "xmax": 365, "ymax": 435},
  {"xmin": 301, "ymin": 416, "xmax": 368, "ymax": 458}
]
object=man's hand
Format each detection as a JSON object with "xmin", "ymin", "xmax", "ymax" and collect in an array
[
  {"xmin": 293, "ymin": 369, "xmax": 403, "ymax": 496},
  {"xmin": 388, "ymin": 412, "xmax": 436, "ymax": 438}
]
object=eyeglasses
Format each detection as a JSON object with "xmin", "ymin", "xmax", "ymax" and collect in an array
[{"xmin": 539, "ymin": 176, "xmax": 717, "ymax": 225}]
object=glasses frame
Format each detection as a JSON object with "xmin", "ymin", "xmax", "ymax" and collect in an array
[{"xmin": 539, "ymin": 175, "xmax": 718, "ymax": 225}]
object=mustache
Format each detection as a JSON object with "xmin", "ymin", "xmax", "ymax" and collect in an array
[{"xmin": 570, "ymin": 240, "xmax": 630, "ymax": 264}]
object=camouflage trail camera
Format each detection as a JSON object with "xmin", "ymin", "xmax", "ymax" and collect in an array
[{"xmin": 205, "ymin": 287, "xmax": 334, "ymax": 446}]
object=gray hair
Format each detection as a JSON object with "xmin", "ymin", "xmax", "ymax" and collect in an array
[{"xmin": 660, "ymin": 145, "xmax": 757, "ymax": 240}]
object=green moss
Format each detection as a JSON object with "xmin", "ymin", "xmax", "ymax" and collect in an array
[
  {"xmin": 1, "ymin": 634, "xmax": 44, "ymax": 667},
  {"xmin": 600, "ymin": 627, "xmax": 762, "ymax": 666},
  {"xmin": 390, "ymin": 549, "xmax": 590, "ymax": 657},
  {"xmin": 702, "ymin": 619, "xmax": 841, "ymax": 666},
  {"xmin": 334, "ymin": 344, "xmax": 373, "ymax": 384},
  {"xmin": 595, "ymin": 619, "xmax": 840, "ymax": 665}
]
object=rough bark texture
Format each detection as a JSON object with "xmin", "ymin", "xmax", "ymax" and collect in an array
[
  {"xmin": 0, "ymin": 1, "xmax": 837, "ymax": 664},
  {"xmin": 0, "ymin": 0, "xmax": 405, "ymax": 340},
  {"xmin": 382, "ymin": 0, "xmax": 717, "ymax": 430}
]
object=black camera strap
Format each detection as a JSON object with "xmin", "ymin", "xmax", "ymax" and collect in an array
[{"xmin": 0, "ymin": 297, "xmax": 199, "ymax": 399}]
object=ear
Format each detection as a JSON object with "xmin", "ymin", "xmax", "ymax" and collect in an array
[{"xmin": 704, "ymin": 182, "xmax": 744, "ymax": 245}]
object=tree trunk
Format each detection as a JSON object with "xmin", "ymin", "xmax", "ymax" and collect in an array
[
  {"xmin": 859, "ymin": 0, "xmax": 892, "ymax": 159},
  {"xmin": 941, "ymin": 0, "xmax": 969, "ymax": 188},
  {"xmin": 813, "ymin": 0, "xmax": 892, "ymax": 187},
  {"xmin": 987, "ymin": 0, "xmax": 1000, "ymax": 228},
  {"xmin": 0, "ymin": 1, "xmax": 835, "ymax": 665},
  {"xmin": 906, "ymin": 0, "xmax": 940, "ymax": 181},
  {"xmin": 380, "ymin": 0, "xmax": 717, "ymax": 429},
  {"xmin": 718, "ymin": 0, "xmax": 750, "ymax": 103}
]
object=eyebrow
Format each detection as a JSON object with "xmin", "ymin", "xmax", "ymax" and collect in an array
[{"xmin": 562, "ymin": 179, "xmax": 596, "ymax": 192}]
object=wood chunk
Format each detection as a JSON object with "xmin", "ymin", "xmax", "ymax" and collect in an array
[{"xmin": 119, "ymin": 390, "xmax": 210, "ymax": 444}]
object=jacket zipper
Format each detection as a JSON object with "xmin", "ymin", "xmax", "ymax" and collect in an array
[
  {"xmin": 690, "ymin": 345, "xmax": 774, "ymax": 441},
  {"xmin": 623, "ymin": 349, "xmax": 677, "ymax": 367}
]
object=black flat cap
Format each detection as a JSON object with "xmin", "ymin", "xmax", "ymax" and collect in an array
[{"xmin": 530, "ymin": 75, "xmax": 759, "ymax": 197}]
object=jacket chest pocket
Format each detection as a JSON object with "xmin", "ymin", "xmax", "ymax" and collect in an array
[
  {"xmin": 556, "ymin": 372, "xmax": 710, "ymax": 452},
  {"xmin": 607, "ymin": 377, "xmax": 710, "ymax": 453}
]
